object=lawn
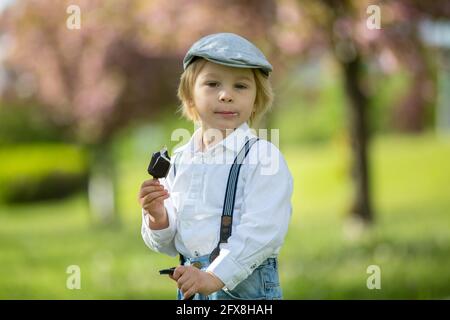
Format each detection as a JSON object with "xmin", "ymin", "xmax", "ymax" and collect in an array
[{"xmin": 0, "ymin": 132, "xmax": 449, "ymax": 299}]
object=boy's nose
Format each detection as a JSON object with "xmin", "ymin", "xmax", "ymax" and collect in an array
[{"xmin": 219, "ymin": 91, "xmax": 233, "ymax": 103}]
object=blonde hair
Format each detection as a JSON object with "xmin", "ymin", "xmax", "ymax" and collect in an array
[{"xmin": 177, "ymin": 58, "xmax": 274, "ymax": 127}]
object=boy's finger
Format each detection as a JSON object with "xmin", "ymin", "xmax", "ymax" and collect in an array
[
  {"xmin": 180, "ymin": 278, "xmax": 195, "ymax": 294},
  {"xmin": 176, "ymin": 272, "xmax": 191, "ymax": 289},
  {"xmin": 139, "ymin": 186, "xmax": 165, "ymax": 198},
  {"xmin": 183, "ymin": 288, "xmax": 196, "ymax": 300},
  {"xmin": 142, "ymin": 195, "xmax": 170, "ymax": 213},
  {"xmin": 144, "ymin": 193, "xmax": 170, "ymax": 208},
  {"xmin": 143, "ymin": 191, "xmax": 169, "ymax": 205},
  {"xmin": 141, "ymin": 179, "xmax": 160, "ymax": 189},
  {"xmin": 172, "ymin": 266, "xmax": 186, "ymax": 280}
]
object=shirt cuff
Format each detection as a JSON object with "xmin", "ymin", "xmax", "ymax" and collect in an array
[
  {"xmin": 205, "ymin": 248, "xmax": 249, "ymax": 290},
  {"xmin": 141, "ymin": 206, "xmax": 176, "ymax": 243}
]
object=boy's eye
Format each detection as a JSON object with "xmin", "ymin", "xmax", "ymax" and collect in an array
[
  {"xmin": 205, "ymin": 82, "xmax": 248, "ymax": 89},
  {"xmin": 206, "ymin": 82, "xmax": 219, "ymax": 87}
]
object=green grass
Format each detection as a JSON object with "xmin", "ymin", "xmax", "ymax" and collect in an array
[
  {"xmin": 0, "ymin": 132, "xmax": 449, "ymax": 299},
  {"xmin": 0, "ymin": 144, "xmax": 87, "ymax": 178},
  {"xmin": 0, "ymin": 144, "xmax": 88, "ymax": 203}
]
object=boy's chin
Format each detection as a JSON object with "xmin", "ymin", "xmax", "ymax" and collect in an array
[
  {"xmin": 202, "ymin": 122, "xmax": 241, "ymax": 131},
  {"xmin": 214, "ymin": 125, "xmax": 241, "ymax": 133}
]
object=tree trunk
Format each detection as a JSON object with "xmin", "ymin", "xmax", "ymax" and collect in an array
[
  {"xmin": 87, "ymin": 141, "xmax": 120, "ymax": 226},
  {"xmin": 341, "ymin": 55, "xmax": 373, "ymax": 224},
  {"xmin": 319, "ymin": 0, "xmax": 374, "ymax": 224}
]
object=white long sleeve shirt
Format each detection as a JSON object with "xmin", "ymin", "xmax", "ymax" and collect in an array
[{"xmin": 141, "ymin": 122, "xmax": 293, "ymax": 290}]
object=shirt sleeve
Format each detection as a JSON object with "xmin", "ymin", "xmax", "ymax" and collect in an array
[
  {"xmin": 206, "ymin": 141, "xmax": 294, "ymax": 290},
  {"xmin": 141, "ymin": 177, "xmax": 179, "ymax": 257}
]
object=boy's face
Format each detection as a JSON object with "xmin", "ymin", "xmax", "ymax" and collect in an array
[{"xmin": 192, "ymin": 61, "xmax": 256, "ymax": 132}]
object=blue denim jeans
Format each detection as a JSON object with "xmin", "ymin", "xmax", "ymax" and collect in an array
[{"xmin": 176, "ymin": 254, "xmax": 283, "ymax": 300}]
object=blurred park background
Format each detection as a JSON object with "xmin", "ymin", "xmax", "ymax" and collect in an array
[{"xmin": 1, "ymin": 0, "xmax": 450, "ymax": 299}]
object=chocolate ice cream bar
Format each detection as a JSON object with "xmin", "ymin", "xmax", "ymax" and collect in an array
[{"xmin": 147, "ymin": 146, "xmax": 171, "ymax": 178}]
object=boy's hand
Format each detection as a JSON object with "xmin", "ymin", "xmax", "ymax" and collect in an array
[
  {"xmin": 138, "ymin": 179, "xmax": 170, "ymax": 225},
  {"xmin": 170, "ymin": 266, "xmax": 224, "ymax": 299}
]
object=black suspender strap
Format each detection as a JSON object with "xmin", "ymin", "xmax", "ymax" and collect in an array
[{"xmin": 209, "ymin": 137, "xmax": 259, "ymax": 263}]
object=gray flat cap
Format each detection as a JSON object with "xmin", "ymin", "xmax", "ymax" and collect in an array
[{"xmin": 183, "ymin": 33, "xmax": 273, "ymax": 76}]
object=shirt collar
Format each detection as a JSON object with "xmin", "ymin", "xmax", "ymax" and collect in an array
[{"xmin": 173, "ymin": 122, "xmax": 255, "ymax": 155}]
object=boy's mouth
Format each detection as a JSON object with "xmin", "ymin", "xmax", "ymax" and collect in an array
[{"xmin": 215, "ymin": 111, "xmax": 239, "ymax": 116}]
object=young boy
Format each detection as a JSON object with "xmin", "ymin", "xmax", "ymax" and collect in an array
[{"xmin": 139, "ymin": 33, "xmax": 293, "ymax": 300}]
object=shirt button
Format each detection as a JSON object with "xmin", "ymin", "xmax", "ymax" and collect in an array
[{"xmin": 194, "ymin": 251, "xmax": 199, "ymax": 257}]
